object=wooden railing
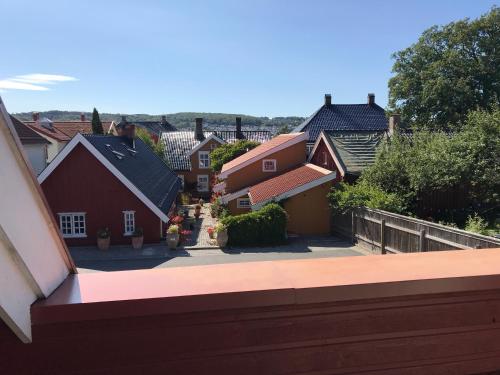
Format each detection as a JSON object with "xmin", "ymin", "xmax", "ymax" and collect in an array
[{"xmin": 332, "ymin": 208, "xmax": 500, "ymax": 254}]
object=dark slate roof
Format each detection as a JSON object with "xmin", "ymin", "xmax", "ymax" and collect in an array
[
  {"xmin": 83, "ymin": 135, "xmax": 181, "ymax": 215},
  {"xmin": 324, "ymin": 131, "xmax": 385, "ymax": 176},
  {"xmin": 162, "ymin": 130, "xmax": 272, "ymax": 171},
  {"xmin": 134, "ymin": 120, "xmax": 177, "ymax": 135},
  {"xmin": 10, "ymin": 115, "xmax": 50, "ymax": 145},
  {"xmin": 295, "ymin": 103, "xmax": 388, "ymax": 143}
]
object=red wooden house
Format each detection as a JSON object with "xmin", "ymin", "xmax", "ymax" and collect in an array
[{"xmin": 37, "ymin": 125, "xmax": 180, "ymax": 246}]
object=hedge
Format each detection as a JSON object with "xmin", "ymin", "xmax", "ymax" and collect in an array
[{"xmin": 221, "ymin": 203, "xmax": 287, "ymax": 246}]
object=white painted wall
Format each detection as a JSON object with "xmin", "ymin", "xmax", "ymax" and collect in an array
[
  {"xmin": 23, "ymin": 144, "xmax": 47, "ymax": 175},
  {"xmin": 0, "ymin": 97, "xmax": 73, "ymax": 342}
]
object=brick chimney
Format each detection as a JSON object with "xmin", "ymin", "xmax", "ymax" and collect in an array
[
  {"xmin": 367, "ymin": 93, "xmax": 375, "ymax": 105},
  {"xmin": 32, "ymin": 112, "xmax": 39, "ymax": 122},
  {"xmin": 161, "ymin": 115, "xmax": 167, "ymax": 125},
  {"xmin": 324, "ymin": 94, "xmax": 332, "ymax": 106},
  {"xmin": 389, "ymin": 114, "xmax": 400, "ymax": 136},
  {"xmin": 235, "ymin": 117, "xmax": 243, "ymax": 139},
  {"xmin": 118, "ymin": 116, "xmax": 136, "ymax": 141},
  {"xmin": 195, "ymin": 118, "xmax": 204, "ymax": 140},
  {"xmin": 80, "ymin": 113, "xmax": 86, "ymax": 122}
]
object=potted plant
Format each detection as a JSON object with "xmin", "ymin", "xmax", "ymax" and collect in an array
[
  {"xmin": 199, "ymin": 198, "xmax": 205, "ymax": 206},
  {"xmin": 166, "ymin": 225, "xmax": 179, "ymax": 249},
  {"xmin": 131, "ymin": 227, "xmax": 144, "ymax": 250},
  {"xmin": 171, "ymin": 215, "xmax": 184, "ymax": 229},
  {"xmin": 194, "ymin": 204, "xmax": 202, "ymax": 219},
  {"xmin": 97, "ymin": 228, "xmax": 111, "ymax": 251},
  {"xmin": 214, "ymin": 223, "xmax": 228, "ymax": 247},
  {"xmin": 207, "ymin": 226, "xmax": 215, "ymax": 239}
]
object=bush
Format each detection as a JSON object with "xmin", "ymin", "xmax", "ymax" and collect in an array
[
  {"xmin": 328, "ymin": 181, "xmax": 406, "ymax": 214},
  {"xmin": 210, "ymin": 140, "xmax": 260, "ymax": 172},
  {"xmin": 465, "ymin": 214, "xmax": 488, "ymax": 235},
  {"xmin": 221, "ymin": 203, "xmax": 287, "ymax": 246}
]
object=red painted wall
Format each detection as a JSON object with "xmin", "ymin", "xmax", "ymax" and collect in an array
[
  {"xmin": 310, "ymin": 138, "xmax": 342, "ymax": 181},
  {"xmin": 41, "ymin": 144, "xmax": 163, "ymax": 246}
]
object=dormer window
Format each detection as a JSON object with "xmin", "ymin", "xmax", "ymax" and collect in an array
[{"xmin": 262, "ymin": 159, "xmax": 276, "ymax": 172}]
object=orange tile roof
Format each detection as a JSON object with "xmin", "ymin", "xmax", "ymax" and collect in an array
[
  {"xmin": 25, "ymin": 121, "xmax": 112, "ymax": 142},
  {"xmin": 249, "ymin": 163, "xmax": 332, "ymax": 205},
  {"xmin": 220, "ymin": 133, "xmax": 306, "ymax": 174}
]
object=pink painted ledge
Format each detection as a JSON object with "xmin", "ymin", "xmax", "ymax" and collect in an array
[{"xmin": 32, "ymin": 248, "xmax": 500, "ymax": 325}]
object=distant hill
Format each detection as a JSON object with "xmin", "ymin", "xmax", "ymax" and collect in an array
[{"xmin": 13, "ymin": 110, "xmax": 305, "ymax": 131}]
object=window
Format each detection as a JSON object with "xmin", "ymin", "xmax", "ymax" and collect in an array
[
  {"xmin": 199, "ymin": 151, "xmax": 210, "ymax": 169},
  {"xmin": 237, "ymin": 198, "xmax": 251, "ymax": 208},
  {"xmin": 210, "ymin": 143, "xmax": 218, "ymax": 151},
  {"xmin": 262, "ymin": 159, "xmax": 277, "ymax": 172},
  {"xmin": 178, "ymin": 175, "xmax": 184, "ymax": 191},
  {"xmin": 58, "ymin": 213, "xmax": 86, "ymax": 238},
  {"xmin": 197, "ymin": 175, "xmax": 209, "ymax": 192},
  {"xmin": 322, "ymin": 151, "xmax": 328, "ymax": 166},
  {"xmin": 123, "ymin": 211, "xmax": 135, "ymax": 235},
  {"xmin": 306, "ymin": 144, "xmax": 314, "ymax": 155}
]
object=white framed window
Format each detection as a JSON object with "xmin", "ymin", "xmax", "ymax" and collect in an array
[
  {"xmin": 237, "ymin": 198, "xmax": 251, "ymax": 208},
  {"xmin": 58, "ymin": 212, "xmax": 86, "ymax": 238},
  {"xmin": 123, "ymin": 211, "xmax": 135, "ymax": 235},
  {"xmin": 306, "ymin": 144, "xmax": 314, "ymax": 155},
  {"xmin": 199, "ymin": 151, "xmax": 210, "ymax": 169},
  {"xmin": 197, "ymin": 175, "xmax": 209, "ymax": 192},
  {"xmin": 178, "ymin": 175, "xmax": 185, "ymax": 191},
  {"xmin": 210, "ymin": 143, "xmax": 218, "ymax": 151},
  {"xmin": 262, "ymin": 159, "xmax": 277, "ymax": 172},
  {"xmin": 322, "ymin": 151, "xmax": 328, "ymax": 166}
]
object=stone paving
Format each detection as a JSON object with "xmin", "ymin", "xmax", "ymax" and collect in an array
[{"xmin": 178, "ymin": 204, "xmax": 218, "ymax": 249}]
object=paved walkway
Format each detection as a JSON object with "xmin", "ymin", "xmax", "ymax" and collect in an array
[
  {"xmin": 178, "ymin": 204, "xmax": 218, "ymax": 249},
  {"xmin": 71, "ymin": 236, "xmax": 370, "ymax": 272}
]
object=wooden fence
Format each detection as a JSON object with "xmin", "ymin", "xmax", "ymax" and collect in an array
[{"xmin": 332, "ymin": 208, "xmax": 500, "ymax": 254}]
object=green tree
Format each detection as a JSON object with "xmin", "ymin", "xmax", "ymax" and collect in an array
[
  {"xmin": 276, "ymin": 124, "xmax": 290, "ymax": 135},
  {"xmin": 210, "ymin": 140, "xmax": 260, "ymax": 172},
  {"xmin": 388, "ymin": 7, "xmax": 500, "ymax": 130},
  {"xmin": 91, "ymin": 108, "xmax": 104, "ymax": 134},
  {"xmin": 136, "ymin": 128, "xmax": 166, "ymax": 160}
]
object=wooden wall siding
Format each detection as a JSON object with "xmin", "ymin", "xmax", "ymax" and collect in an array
[
  {"xmin": 41, "ymin": 144, "xmax": 163, "ymax": 245},
  {"xmin": 309, "ymin": 137, "xmax": 339, "ymax": 173},
  {"xmin": 224, "ymin": 140, "xmax": 307, "ymax": 193},
  {"xmin": 332, "ymin": 208, "xmax": 500, "ymax": 254}
]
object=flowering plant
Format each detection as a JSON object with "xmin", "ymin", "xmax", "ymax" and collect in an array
[{"xmin": 171, "ymin": 215, "xmax": 184, "ymax": 225}]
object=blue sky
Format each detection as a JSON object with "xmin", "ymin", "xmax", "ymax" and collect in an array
[{"xmin": 0, "ymin": 0, "xmax": 496, "ymax": 117}]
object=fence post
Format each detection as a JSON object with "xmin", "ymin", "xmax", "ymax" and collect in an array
[
  {"xmin": 380, "ymin": 219, "xmax": 386, "ymax": 255},
  {"xmin": 351, "ymin": 210, "xmax": 355, "ymax": 244},
  {"xmin": 419, "ymin": 229, "xmax": 426, "ymax": 252}
]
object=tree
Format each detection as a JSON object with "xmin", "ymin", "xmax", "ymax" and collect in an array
[
  {"xmin": 210, "ymin": 140, "xmax": 260, "ymax": 172},
  {"xmin": 91, "ymin": 108, "xmax": 104, "ymax": 134},
  {"xmin": 136, "ymin": 128, "xmax": 166, "ymax": 160},
  {"xmin": 388, "ymin": 7, "xmax": 500, "ymax": 130},
  {"xmin": 276, "ymin": 124, "xmax": 290, "ymax": 135}
]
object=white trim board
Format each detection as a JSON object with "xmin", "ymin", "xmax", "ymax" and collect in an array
[
  {"xmin": 219, "ymin": 132, "xmax": 308, "ymax": 179},
  {"xmin": 220, "ymin": 187, "xmax": 249, "ymax": 204},
  {"xmin": 189, "ymin": 134, "xmax": 225, "ymax": 155},
  {"xmin": 38, "ymin": 133, "xmax": 169, "ymax": 222},
  {"xmin": 250, "ymin": 170, "xmax": 337, "ymax": 210},
  {"xmin": 307, "ymin": 131, "xmax": 346, "ymax": 177}
]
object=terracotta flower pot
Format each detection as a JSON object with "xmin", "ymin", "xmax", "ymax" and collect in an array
[
  {"xmin": 216, "ymin": 229, "xmax": 228, "ymax": 247},
  {"xmin": 97, "ymin": 237, "xmax": 110, "ymax": 251},
  {"xmin": 132, "ymin": 235, "xmax": 143, "ymax": 250},
  {"xmin": 166, "ymin": 233, "xmax": 179, "ymax": 249}
]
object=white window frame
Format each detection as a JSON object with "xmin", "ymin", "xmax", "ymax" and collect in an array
[
  {"xmin": 262, "ymin": 159, "xmax": 277, "ymax": 172},
  {"xmin": 58, "ymin": 212, "xmax": 86, "ymax": 238},
  {"xmin": 210, "ymin": 143, "xmax": 218, "ymax": 151},
  {"xmin": 198, "ymin": 151, "xmax": 210, "ymax": 169},
  {"xmin": 237, "ymin": 198, "xmax": 251, "ymax": 209},
  {"xmin": 197, "ymin": 175, "xmax": 209, "ymax": 192},
  {"xmin": 178, "ymin": 175, "xmax": 185, "ymax": 192},
  {"xmin": 306, "ymin": 144, "xmax": 314, "ymax": 156},
  {"xmin": 123, "ymin": 210, "xmax": 135, "ymax": 235}
]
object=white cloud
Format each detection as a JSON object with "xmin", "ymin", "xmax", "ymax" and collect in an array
[{"xmin": 0, "ymin": 74, "xmax": 78, "ymax": 91}]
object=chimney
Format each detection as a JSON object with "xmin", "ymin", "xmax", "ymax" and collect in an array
[
  {"xmin": 161, "ymin": 115, "xmax": 167, "ymax": 125},
  {"xmin": 32, "ymin": 112, "xmax": 39, "ymax": 122},
  {"xmin": 324, "ymin": 94, "xmax": 332, "ymax": 106},
  {"xmin": 235, "ymin": 117, "xmax": 243, "ymax": 139},
  {"xmin": 195, "ymin": 118, "xmax": 204, "ymax": 140},
  {"xmin": 80, "ymin": 113, "xmax": 86, "ymax": 122},
  {"xmin": 118, "ymin": 116, "xmax": 136, "ymax": 142},
  {"xmin": 367, "ymin": 93, "xmax": 375, "ymax": 105},
  {"xmin": 389, "ymin": 114, "xmax": 400, "ymax": 135}
]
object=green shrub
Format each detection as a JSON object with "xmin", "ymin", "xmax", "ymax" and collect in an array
[
  {"xmin": 221, "ymin": 203, "xmax": 287, "ymax": 246},
  {"xmin": 465, "ymin": 213, "xmax": 488, "ymax": 235},
  {"xmin": 328, "ymin": 181, "xmax": 406, "ymax": 214}
]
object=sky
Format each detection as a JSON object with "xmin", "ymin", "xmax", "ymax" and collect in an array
[{"xmin": 0, "ymin": 0, "xmax": 497, "ymax": 117}]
